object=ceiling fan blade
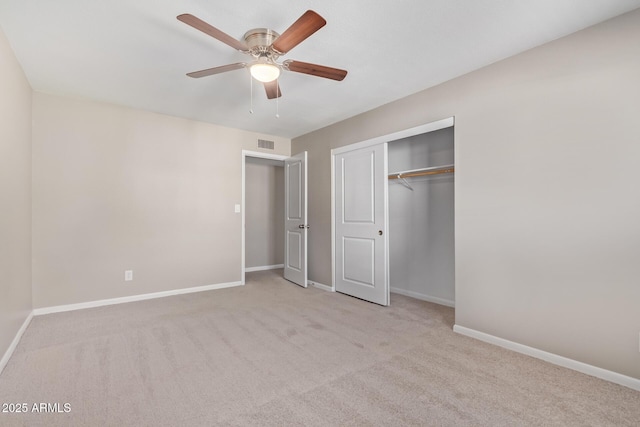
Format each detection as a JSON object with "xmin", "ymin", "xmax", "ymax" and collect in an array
[
  {"xmin": 284, "ymin": 60, "xmax": 347, "ymax": 81},
  {"xmin": 264, "ymin": 80, "xmax": 282, "ymax": 99},
  {"xmin": 187, "ymin": 63, "xmax": 246, "ymax": 78},
  {"xmin": 271, "ymin": 10, "xmax": 326, "ymax": 54},
  {"xmin": 177, "ymin": 14, "xmax": 248, "ymax": 52}
]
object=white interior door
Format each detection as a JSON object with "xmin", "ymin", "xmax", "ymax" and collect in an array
[
  {"xmin": 334, "ymin": 143, "xmax": 389, "ymax": 305},
  {"xmin": 284, "ymin": 151, "xmax": 308, "ymax": 287}
]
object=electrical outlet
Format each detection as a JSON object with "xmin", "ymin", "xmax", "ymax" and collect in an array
[{"xmin": 125, "ymin": 270, "xmax": 133, "ymax": 281}]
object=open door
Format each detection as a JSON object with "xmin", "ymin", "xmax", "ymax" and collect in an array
[
  {"xmin": 334, "ymin": 143, "xmax": 389, "ymax": 305},
  {"xmin": 284, "ymin": 151, "xmax": 308, "ymax": 287}
]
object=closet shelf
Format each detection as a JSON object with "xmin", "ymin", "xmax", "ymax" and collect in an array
[{"xmin": 388, "ymin": 164, "xmax": 454, "ymax": 180}]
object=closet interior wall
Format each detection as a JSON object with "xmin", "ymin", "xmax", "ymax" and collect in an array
[
  {"xmin": 388, "ymin": 127, "xmax": 455, "ymax": 306},
  {"xmin": 245, "ymin": 157, "xmax": 285, "ymax": 270}
]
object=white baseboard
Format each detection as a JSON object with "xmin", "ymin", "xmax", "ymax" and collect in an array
[
  {"xmin": 308, "ymin": 281, "xmax": 334, "ymax": 292},
  {"xmin": 453, "ymin": 325, "xmax": 640, "ymax": 392},
  {"xmin": 0, "ymin": 312, "xmax": 34, "ymax": 376},
  {"xmin": 245, "ymin": 264, "xmax": 284, "ymax": 273},
  {"xmin": 33, "ymin": 281, "xmax": 243, "ymax": 316},
  {"xmin": 391, "ymin": 287, "xmax": 455, "ymax": 307}
]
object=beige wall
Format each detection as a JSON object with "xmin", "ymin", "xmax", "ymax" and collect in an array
[
  {"xmin": 292, "ymin": 9, "xmax": 640, "ymax": 379},
  {"xmin": 245, "ymin": 158, "xmax": 284, "ymax": 268},
  {"xmin": 0, "ymin": 28, "xmax": 32, "ymax": 362},
  {"xmin": 32, "ymin": 92, "xmax": 290, "ymax": 308}
]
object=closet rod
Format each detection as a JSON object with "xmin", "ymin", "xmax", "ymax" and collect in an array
[{"xmin": 388, "ymin": 165, "xmax": 454, "ymax": 180}]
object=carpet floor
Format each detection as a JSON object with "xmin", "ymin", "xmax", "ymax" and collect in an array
[{"xmin": 0, "ymin": 269, "xmax": 638, "ymax": 426}]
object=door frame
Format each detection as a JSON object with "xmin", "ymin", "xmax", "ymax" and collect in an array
[
  {"xmin": 241, "ymin": 150, "xmax": 288, "ymax": 285},
  {"xmin": 330, "ymin": 117, "xmax": 455, "ymax": 291}
]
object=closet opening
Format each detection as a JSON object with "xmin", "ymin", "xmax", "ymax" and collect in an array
[
  {"xmin": 387, "ymin": 126, "xmax": 455, "ymax": 307},
  {"xmin": 332, "ymin": 117, "xmax": 454, "ymax": 307}
]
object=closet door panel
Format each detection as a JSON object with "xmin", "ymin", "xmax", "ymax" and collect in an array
[
  {"xmin": 334, "ymin": 143, "xmax": 389, "ymax": 306},
  {"xmin": 342, "ymin": 237, "xmax": 375, "ymax": 287},
  {"xmin": 342, "ymin": 152, "xmax": 375, "ymax": 223}
]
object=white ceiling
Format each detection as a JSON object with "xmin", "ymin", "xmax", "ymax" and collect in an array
[{"xmin": 1, "ymin": 1, "xmax": 639, "ymax": 138}]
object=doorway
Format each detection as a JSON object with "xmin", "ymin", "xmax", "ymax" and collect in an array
[
  {"xmin": 241, "ymin": 150, "xmax": 287, "ymax": 285},
  {"xmin": 241, "ymin": 150, "xmax": 308, "ymax": 288},
  {"xmin": 245, "ymin": 156, "xmax": 285, "ymax": 272}
]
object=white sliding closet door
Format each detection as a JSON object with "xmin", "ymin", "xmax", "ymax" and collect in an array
[{"xmin": 333, "ymin": 143, "xmax": 389, "ymax": 306}]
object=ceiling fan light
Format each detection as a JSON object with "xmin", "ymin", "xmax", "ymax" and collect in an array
[{"xmin": 250, "ymin": 62, "xmax": 280, "ymax": 82}]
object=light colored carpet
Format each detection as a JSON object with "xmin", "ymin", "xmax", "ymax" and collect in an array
[{"xmin": 1, "ymin": 269, "xmax": 638, "ymax": 426}]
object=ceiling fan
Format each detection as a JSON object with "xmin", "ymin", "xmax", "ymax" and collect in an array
[{"xmin": 177, "ymin": 10, "xmax": 348, "ymax": 99}]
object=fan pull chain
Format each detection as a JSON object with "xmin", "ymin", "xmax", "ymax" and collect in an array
[{"xmin": 249, "ymin": 71, "xmax": 254, "ymax": 114}]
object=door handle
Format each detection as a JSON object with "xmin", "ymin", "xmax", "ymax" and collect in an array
[
  {"xmin": 378, "ymin": 230, "xmax": 383, "ymax": 235},
  {"xmin": 299, "ymin": 224, "xmax": 305, "ymax": 229}
]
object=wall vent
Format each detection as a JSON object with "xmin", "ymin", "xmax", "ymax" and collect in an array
[{"xmin": 257, "ymin": 139, "xmax": 275, "ymax": 150}]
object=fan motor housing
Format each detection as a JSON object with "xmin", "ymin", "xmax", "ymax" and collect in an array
[{"xmin": 243, "ymin": 28, "xmax": 280, "ymax": 57}]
